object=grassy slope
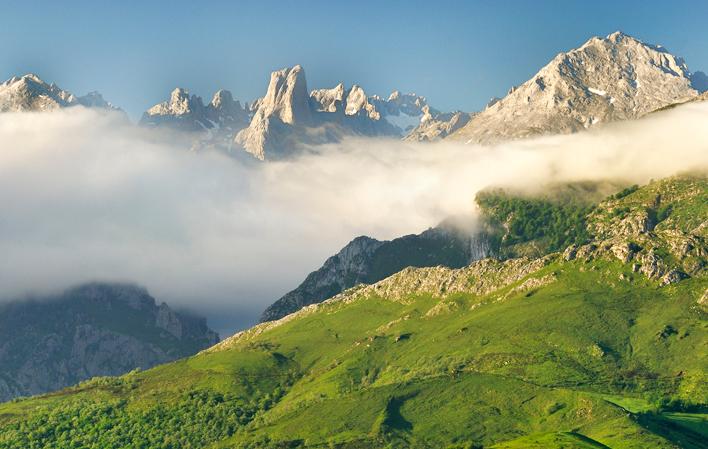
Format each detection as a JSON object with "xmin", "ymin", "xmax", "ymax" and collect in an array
[{"xmin": 0, "ymin": 176, "xmax": 706, "ymax": 449}]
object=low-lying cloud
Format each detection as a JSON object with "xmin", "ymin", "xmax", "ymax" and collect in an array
[{"xmin": 1, "ymin": 103, "xmax": 707, "ymax": 334}]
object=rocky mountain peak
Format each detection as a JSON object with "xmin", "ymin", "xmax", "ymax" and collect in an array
[
  {"xmin": 345, "ymin": 84, "xmax": 379, "ymax": 119},
  {"xmin": 451, "ymin": 31, "xmax": 701, "ymax": 143},
  {"xmin": 310, "ymin": 83, "xmax": 345, "ymax": 112},
  {"xmin": 261, "ymin": 64, "xmax": 312, "ymax": 125},
  {"xmin": 210, "ymin": 89, "xmax": 238, "ymax": 110},
  {"xmin": 234, "ymin": 64, "xmax": 315, "ymax": 159},
  {"xmin": 0, "ymin": 73, "xmax": 77, "ymax": 111},
  {"xmin": 141, "ymin": 85, "xmax": 248, "ymax": 135},
  {"xmin": 606, "ymin": 30, "xmax": 629, "ymax": 43},
  {"xmin": 236, "ymin": 65, "xmax": 449, "ymax": 158},
  {"xmin": 77, "ymin": 91, "xmax": 117, "ymax": 109},
  {"xmin": 0, "ymin": 73, "xmax": 121, "ymax": 113},
  {"xmin": 166, "ymin": 87, "xmax": 203, "ymax": 116},
  {"xmin": 207, "ymin": 89, "xmax": 247, "ymax": 125}
]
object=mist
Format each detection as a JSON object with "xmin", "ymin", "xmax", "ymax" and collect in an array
[{"xmin": 1, "ymin": 103, "xmax": 707, "ymax": 335}]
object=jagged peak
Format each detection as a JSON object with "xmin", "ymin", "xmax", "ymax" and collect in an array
[
  {"xmin": 310, "ymin": 83, "xmax": 346, "ymax": 113},
  {"xmin": 19, "ymin": 73, "xmax": 44, "ymax": 83},
  {"xmin": 170, "ymin": 87, "xmax": 189, "ymax": 100},
  {"xmin": 77, "ymin": 91, "xmax": 119, "ymax": 110},
  {"xmin": 210, "ymin": 89, "xmax": 235, "ymax": 107},
  {"xmin": 2, "ymin": 73, "xmax": 50, "ymax": 88},
  {"xmin": 258, "ymin": 64, "xmax": 311, "ymax": 124},
  {"xmin": 606, "ymin": 30, "xmax": 630, "ymax": 43},
  {"xmin": 270, "ymin": 64, "xmax": 305, "ymax": 82}
]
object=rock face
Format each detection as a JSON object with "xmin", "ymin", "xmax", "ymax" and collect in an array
[
  {"xmin": 260, "ymin": 224, "xmax": 487, "ymax": 321},
  {"xmin": 451, "ymin": 31, "xmax": 703, "ymax": 144},
  {"xmin": 235, "ymin": 65, "xmax": 317, "ymax": 159},
  {"xmin": 0, "ymin": 282, "xmax": 219, "ymax": 402},
  {"xmin": 0, "ymin": 74, "xmax": 119, "ymax": 113}
]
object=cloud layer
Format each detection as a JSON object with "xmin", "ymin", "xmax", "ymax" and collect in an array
[{"xmin": 1, "ymin": 103, "xmax": 707, "ymax": 333}]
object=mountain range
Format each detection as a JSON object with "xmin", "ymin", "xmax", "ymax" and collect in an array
[{"xmin": 3, "ymin": 31, "xmax": 705, "ymax": 159}]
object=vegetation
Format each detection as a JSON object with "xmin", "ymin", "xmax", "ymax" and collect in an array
[
  {"xmin": 0, "ymin": 390, "xmax": 257, "ymax": 449},
  {"xmin": 0, "ymin": 176, "xmax": 706, "ymax": 448},
  {"xmin": 475, "ymin": 189, "xmax": 593, "ymax": 257}
]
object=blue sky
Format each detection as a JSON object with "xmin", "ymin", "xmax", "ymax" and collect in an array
[{"xmin": 2, "ymin": 0, "xmax": 706, "ymax": 118}]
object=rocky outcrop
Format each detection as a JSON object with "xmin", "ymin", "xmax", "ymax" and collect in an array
[
  {"xmin": 0, "ymin": 282, "xmax": 219, "ymax": 402},
  {"xmin": 451, "ymin": 31, "xmax": 703, "ymax": 144},
  {"xmin": 216, "ymin": 255, "xmax": 553, "ymax": 352},
  {"xmin": 359, "ymin": 256, "xmax": 551, "ymax": 303},
  {"xmin": 567, "ymin": 176, "xmax": 707, "ymax": 283},
  {"xmin": 260, "ymin": 224, "xmax": 488, "ymax": 322},
  {"xmin": 0, "ymin": 74, "xmax": 119, "ymax": 113}
]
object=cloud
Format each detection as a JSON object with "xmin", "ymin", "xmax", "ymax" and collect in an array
[{"xmin": 0, "ymin": 103, "xmax": 707, "ymax": 333}]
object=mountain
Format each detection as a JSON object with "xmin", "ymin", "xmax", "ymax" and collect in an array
[
  {"xmin": 1, "ymin": 175, "xmax": 705, "ymax": 448},
  {"xmin": 140, "ymin": 87, "xmax": 250, "ymax": 151},
  {"xmin": 236, "ymin": 65, "xmax": 438, "ymax": 160},
  {"xmin": 0, "ymin": 282, "xmax": 219, "ymax": 402},
  {"xmin": 261, "ymin": 224, "xmax": 489, "ymax": 322},
  {"xmin": 451, "ymin": 31, "xmax": 705, "ymax": 144},
  {"xmin": 0, "ymin": 74, "xmax": 119, "ymax": 113},
  {"xmin": 140, "ymin": 66, "xmax": 438, "ymax": 160}
]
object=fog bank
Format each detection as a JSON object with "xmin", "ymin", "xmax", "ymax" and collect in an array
[{"xmin": 0, "ymin": 103, "xmax": 707, "ymax": 333}]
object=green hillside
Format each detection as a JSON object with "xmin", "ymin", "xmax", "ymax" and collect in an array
[{"xmin": 0, "ymin": 175, "xmax": 706, "ymax": 449}]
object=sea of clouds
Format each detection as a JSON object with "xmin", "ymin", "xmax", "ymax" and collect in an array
[{"xmin": 0, "ymin": 102, "xmax": 707, "ymax": 334}]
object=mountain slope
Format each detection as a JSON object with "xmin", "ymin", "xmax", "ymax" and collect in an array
[
  {"xmin": 451, "ymin": 31, "xmax": 703, "ymax": 144},
  {"xmin": 0, "ymin": 175, "xmax": 705, "ymax": 449},
  {"xmin": 0, "ymin": 282, "xmax": 219, "ymax": 402},
  {"xmin": 261, "ymin": 226, "xmax": 487, "ymax": 322}
]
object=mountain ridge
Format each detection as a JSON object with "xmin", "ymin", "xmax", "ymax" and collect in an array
[{"xmin": 260, "ymin": 225, "xmax": 486, "ymax": 322}]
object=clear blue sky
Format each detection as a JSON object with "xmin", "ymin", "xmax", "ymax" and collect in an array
[{"xmin": 2, "ymin": 0, "xmax": 706, "ymax": 119}]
